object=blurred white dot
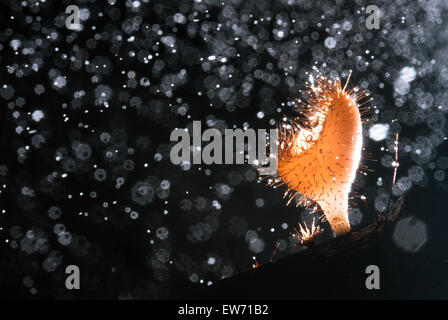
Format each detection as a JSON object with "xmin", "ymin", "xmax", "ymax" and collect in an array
[
  {"xmin": 369, "ymin": 123, "xmax": 390, "ymax": 141},
  {"xmin": 31, "ymin": 110, "xmax": 44, "ymax": 122},
  {"xmin": 324, "ymin": 37, "xmax": 336, "ymax": 49},
  {"xmin": 393, "ymin": 217, "xmax": 427, "ymax": 253}
]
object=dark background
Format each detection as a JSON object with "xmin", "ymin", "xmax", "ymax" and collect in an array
[{"xmin": 0, "ymin": 0, "xmax": 447, "ymax": 299}]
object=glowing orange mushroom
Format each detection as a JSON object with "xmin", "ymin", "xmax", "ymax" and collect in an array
[{"xmin": 269, "ymin": 69, "xmax": 370, "ymax": 236}]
